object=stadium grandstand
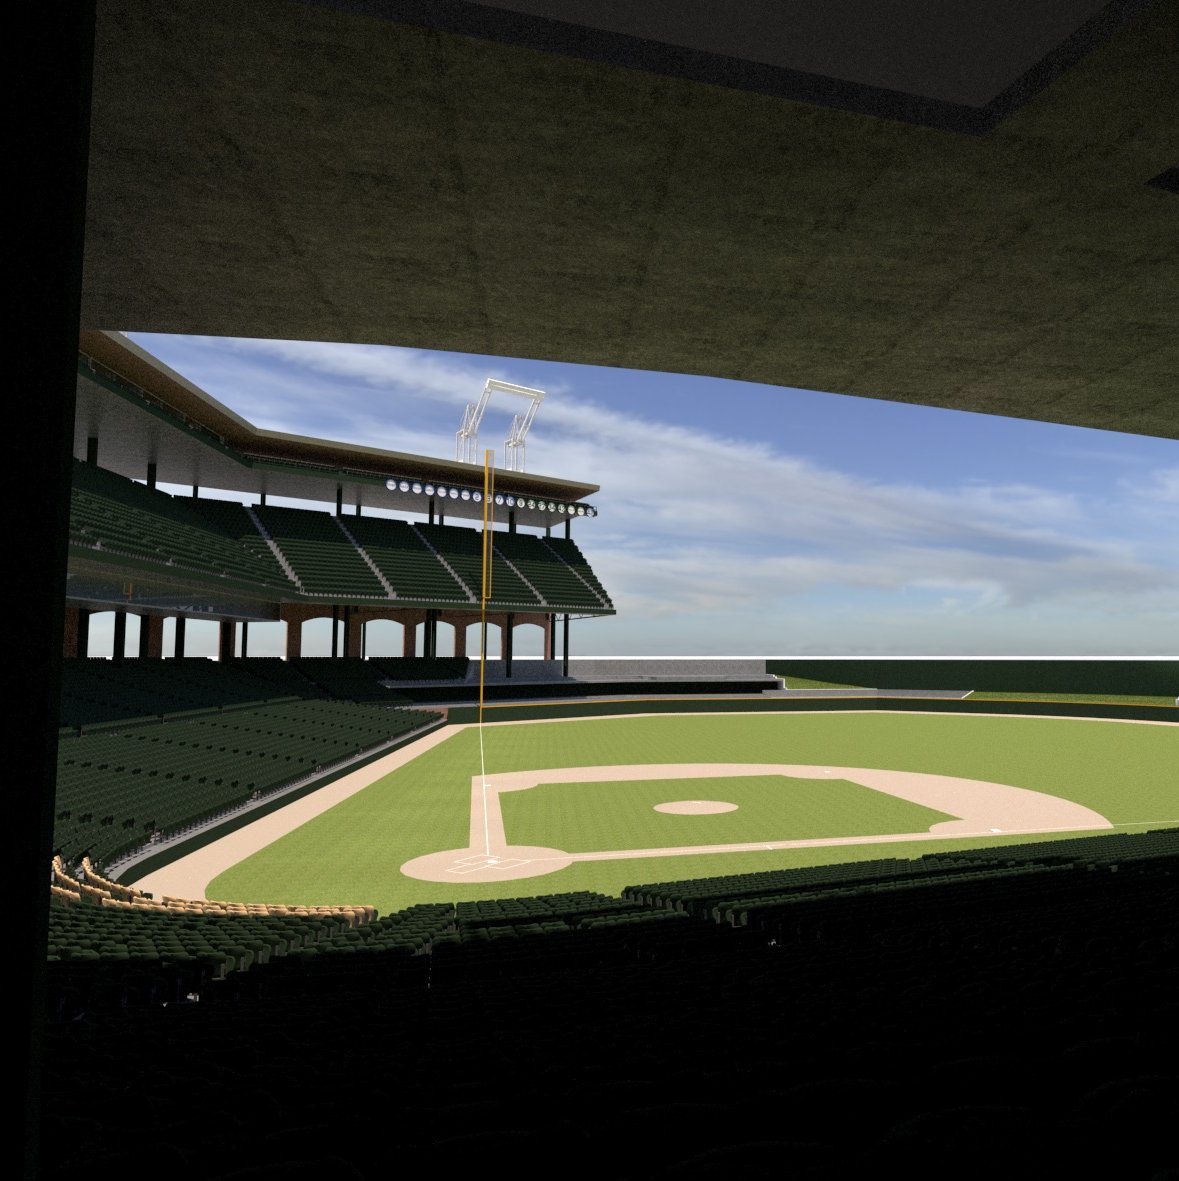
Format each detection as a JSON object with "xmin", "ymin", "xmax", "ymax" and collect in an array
[
  {"xmin": 21, "ymin": 4, "xmax": 1178, "ymax": 1180},
  {"xmin": 70, "ymin": 330, "xmax": 614, "ymax": 670}
]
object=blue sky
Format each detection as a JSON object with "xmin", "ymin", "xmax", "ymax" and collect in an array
[{"xmin": 112, "ymin": 332, "xmax": 1178, "ymax": 659}]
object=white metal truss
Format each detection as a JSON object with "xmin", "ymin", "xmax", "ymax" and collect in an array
[{"xmin": 456, "ymin": 379, "xmax": 545, "ymax": 472}]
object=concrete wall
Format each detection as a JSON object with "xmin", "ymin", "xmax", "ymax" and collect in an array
[{"xmin": 568, "ymin": 657, "xmax": 769, "ymax": 681}]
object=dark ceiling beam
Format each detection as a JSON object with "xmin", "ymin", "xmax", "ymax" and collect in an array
[{"xmin": 303, "ymin": 0, "xmax": 1158, "ymax": 135}]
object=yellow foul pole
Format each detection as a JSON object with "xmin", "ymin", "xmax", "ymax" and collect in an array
[{"xmin": 478, "ymin": 449, "xmax": 495, "ymax": 729}]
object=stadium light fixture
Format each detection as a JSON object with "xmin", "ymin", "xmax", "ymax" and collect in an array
[{"xmin": 456, "ymin": 378, "xmax": 546, "ymax": 472}]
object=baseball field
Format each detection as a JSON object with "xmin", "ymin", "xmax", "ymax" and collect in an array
[{"xmin": 132, "ymin": 707, "xmax": 1178, "ymax": 915}]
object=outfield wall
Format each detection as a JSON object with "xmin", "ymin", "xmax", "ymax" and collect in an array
[
  {"xmin": 395, "ymin": 677, "xmax": 775, "ymax": 703},
  {"xmin": 449, "ymin": 694, "xmax": 1177, "ymax": 725},
  {"xmin": 766, "ymin": 657, "xmax": 1178, "ymax": 695}
]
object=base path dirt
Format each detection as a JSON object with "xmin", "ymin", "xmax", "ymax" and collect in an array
[{"xmin": 398, "ymin": 761, "xmax": 1112, "ymax": 883}]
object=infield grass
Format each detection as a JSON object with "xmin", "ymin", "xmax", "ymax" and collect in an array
[{"xmin": 502, "ymin": 775, "xmax": 956, "ymax": 853}]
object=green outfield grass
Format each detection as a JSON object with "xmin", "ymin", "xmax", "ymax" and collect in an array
[{"xmin": 206, "ymin": 711, "xmax": 1179, "ymax": 913}]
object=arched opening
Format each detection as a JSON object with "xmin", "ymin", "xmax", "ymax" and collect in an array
[
  {"xmin": 510, "ymin": 620, "xmax": 546, "ymax": 659},
  {"xmin": 234, "ymin": 620, "xmax": 285, "ymax": 659},
  {"xmin": 360, "ymin": 618, "xmax": 405, "ymax": 659},
  {"xmin": 295, "ymin": 615, "xmax": 338, "ymax": 658}
]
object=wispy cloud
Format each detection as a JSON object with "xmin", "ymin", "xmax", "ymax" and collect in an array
[
  {"xmin": 126, "ymin": 334, "xmax": 1179, "ymax": 656},
  {"xmin": 1127, "ymin": 467, "xmax": 1179, "ymax": 504}
]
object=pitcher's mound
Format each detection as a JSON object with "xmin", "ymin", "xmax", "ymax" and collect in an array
[{"xmin": 654, "ymin": 800, "xmax": 739, "ymax": 815}]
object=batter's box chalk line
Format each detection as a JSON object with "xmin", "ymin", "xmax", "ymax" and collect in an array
[{"xmin": 447, "ymin": 855, "xmax": 530, "ymax": 874}]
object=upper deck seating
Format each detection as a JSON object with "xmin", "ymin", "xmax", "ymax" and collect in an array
[
  {"xmin": 415, "ymin": 524, "xmax": 540, "ymax": 608},
  {"xmin": 186, "ymin": 498, "xmax": 292, "ymax": 585},
  {"xmin": 346, "ymin": 515, "xmax": 471, "ymax": 603},
  {"xmin": 70, "ymin": 461, "xmax": 290, "ymax": 588},
  {"xmin": 490, "ymin": 531, "xmax": 606, "ymax": 610},
  {"xmin": 542, "ymin": 535, "xmax": 614, "ymax": 607},
  {"xmin": 253, "ymin": 505, "xmax": 386, "ymax": 597}
]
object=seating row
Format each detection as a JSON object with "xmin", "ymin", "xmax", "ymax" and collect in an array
[{"xmin": 71, "ymin": 460, "xmax": 613, "ymax": 609}]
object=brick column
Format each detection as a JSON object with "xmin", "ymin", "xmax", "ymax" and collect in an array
[
  {"xmin": 345, "ymin": 607, "xmax": 362, "ymax": 658},
  {"xmin": 403, "ymin": 620, "xmax": 416, "ymax": 657},
  {"xmin": 286, "ymin": 617, "xmax": 302, "ymax": 660},
  {"xmin": 280, "ymin": 604, "xmax": 328, "ymax": 660},
  {"xmin": 140, "ymin": 614, "xmax": 163, "ymax": 659}
]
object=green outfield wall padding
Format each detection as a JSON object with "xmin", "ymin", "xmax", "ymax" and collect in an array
[
  {"xmin": 449, "ymin": 695, "xmax": 1177, "ymax": 725},
  {"xmin": 398, "ymin": 678, "xmax": 773, "ymax": 704},
  {"xmin": 766, "ymin": 658, "xmax": 1179, "ymax": 695}
]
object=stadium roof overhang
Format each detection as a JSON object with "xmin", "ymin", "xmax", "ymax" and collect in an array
[
  {"xmin": 82, "ymin": 1, "xmax": 1177, "ymax": 441},
  {"xmin": 77, "ymin": 330, "xmax": 599, "ymax": 527}
]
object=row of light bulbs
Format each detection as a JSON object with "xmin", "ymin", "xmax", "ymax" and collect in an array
[{"xmin": 385, "ymin": 477, "xmax": 597, "ymax": 517}]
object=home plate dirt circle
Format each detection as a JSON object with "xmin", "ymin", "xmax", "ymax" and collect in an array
[
  {"xmin": 654, "ymin": 800, "xmax": 739, "ymax": 814},
  {"xmin": 401, "ymin": 845, "xmax": 573, "ymax": 883}
]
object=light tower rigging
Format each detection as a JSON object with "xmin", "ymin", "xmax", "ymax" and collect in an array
[{"xmin": 456, "ymin": 378, "xmax": 546, "ymax": 472}]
